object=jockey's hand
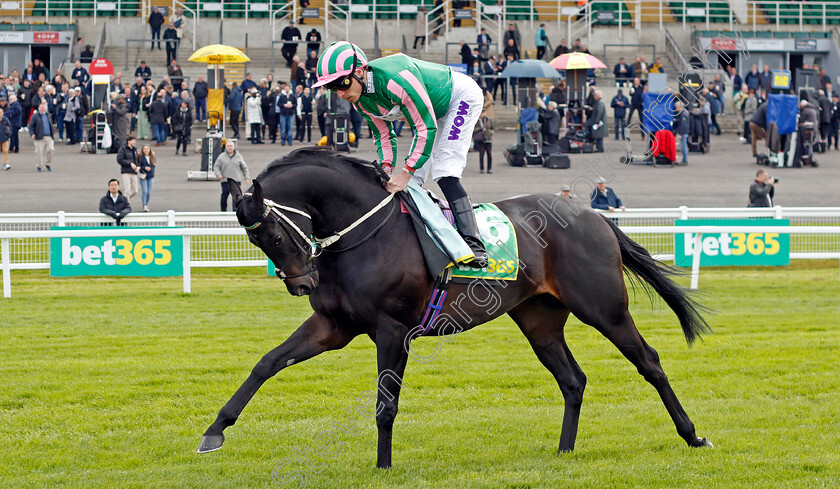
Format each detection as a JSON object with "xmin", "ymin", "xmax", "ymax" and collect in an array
[{"xmin": 385, "ymin": 171, "xmax": 412, "ymax": 194}]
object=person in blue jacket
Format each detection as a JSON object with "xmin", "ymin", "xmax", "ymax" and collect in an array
[
  {"xmin": 5, "ymin": 94, "xmax": 22, "ymax": 153},
  {"xmin": 226, "ymin": 82, "xmax": 243, "ymax": 139},
  {"xmin": 610, "ymin": 89, "xmax": 629, "ymax": 140},
  {"xmin": 590, "ymin": 177, "xmax": 626, "ymax": 211}
]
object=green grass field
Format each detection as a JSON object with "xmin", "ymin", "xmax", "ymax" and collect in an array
[{"xmin": 2, "ymin": 263, "xmax": 839, "ymax": 488}]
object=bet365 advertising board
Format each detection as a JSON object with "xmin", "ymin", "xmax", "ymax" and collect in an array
[
  {"xmin": 50, "ymin": 227, "xmax": 183, "ymax": 277},
  {"xmin": 673, "ymin": 219, "xmax": 790, "ymax": 267}
]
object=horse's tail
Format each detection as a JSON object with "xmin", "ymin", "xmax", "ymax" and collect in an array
[{"xmin": 600, "ymin": 215, "xmax": 711, "ymax": 345}]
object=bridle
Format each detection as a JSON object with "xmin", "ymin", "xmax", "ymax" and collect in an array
[{"xmin": 244, "ymin": 192, "xmax": 397, "ymax": 280}]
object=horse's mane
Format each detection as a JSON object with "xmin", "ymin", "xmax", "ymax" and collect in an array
[{"xmin": 255, "ymin": 147, "xmax": 382, "ymax": 185}]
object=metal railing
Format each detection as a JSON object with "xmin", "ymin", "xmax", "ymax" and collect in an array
[{"xmin": 2, "ymin": 207, "xmax": 839, "ymax": 297}]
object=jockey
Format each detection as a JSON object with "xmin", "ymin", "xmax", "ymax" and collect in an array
[{"xmin": 312, "ymin": 41, "xmax": 488, "ymax": 269}]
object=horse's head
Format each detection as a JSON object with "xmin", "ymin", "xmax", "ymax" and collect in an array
[{"xmin": 231, "ymin": 178, "xmax": 320, "ymax": 296}]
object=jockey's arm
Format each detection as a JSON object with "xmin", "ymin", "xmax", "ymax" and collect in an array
[{"xmin": 386, "ymin": 75, "xmax": 438, "ymax": 177}]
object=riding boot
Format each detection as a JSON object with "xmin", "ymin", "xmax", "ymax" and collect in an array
[{"xmin": 449, "ymin": 196, "xmax": 488, "ymax": 269}]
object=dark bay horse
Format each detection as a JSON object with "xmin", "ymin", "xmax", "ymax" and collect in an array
[{"xmin": 198, "ymin": 148, "xmax": 713, "ymax": 467}]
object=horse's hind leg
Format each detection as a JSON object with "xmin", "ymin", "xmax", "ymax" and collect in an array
[
  {"xmin": 508, "ymin": 294, "xmax": 586, "ymax": 453},
  {"xmin": 572, "ymin": 303, "xmax": 711, "ymax": 448}
]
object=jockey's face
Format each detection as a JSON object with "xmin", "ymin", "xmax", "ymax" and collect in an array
[{"xmin": 336, "ymin": 68, "xmax": 365, "ymax": 103}]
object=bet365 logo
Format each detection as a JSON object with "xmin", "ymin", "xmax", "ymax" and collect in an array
[
  {"xmin": 61, "ymin": 238, "xmax": 173, "ymax": 266},
  {"xmin": 50, "ymin": 229, "xmax": 183, "ymax": 277}
]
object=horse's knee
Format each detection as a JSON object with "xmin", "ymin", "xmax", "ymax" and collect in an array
[
  {"xmin": 559, "ymin": 374, "xmax": 586, "ymax": 408},
  {"xmin": 638, "ymin": 364, "xmax": 668, "ymax": 387},
  {"xmin": 376, "ymin": 402, "xmax": 398, "ymax": 428}
]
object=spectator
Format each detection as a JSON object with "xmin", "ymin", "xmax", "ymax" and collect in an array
[
  {"xmin": 80, "ymin": 45, "xmax": 94, "ymax": 63},
  {"xmin": 796, "ymin": 99, "xmax": 819, "ymax": 168},
  {"xmin": 110, "ymin": 93, "xmax": 130, "ymax": 151},
  {"xmin": 503, "ymin": 38, "xmax": 520, "ymax": 61},
  {"xmin": 135, "ymin": 60, "xmax": 152, "ymax": 81},
  {"xmin": 0, "ymin": 107, "xmax": 10, "ymax": 170},
  {"xmin": 553, "ymin": 38, "xmax": 569, "ymax": 58},
  {"xmin": 672, "ymin": 100, "xmax": 690, "ymax": 165},
  {"xmin": 585, "ymin": 90, "xmax": 607, "ymax": 152},
  {"xmin": 705, "ymin": 87, "xmax": 721, "ymax": 136},
  {"xmin": 117, "ymin": 135, "xmax": 140, "ymax": 203},
  {"xmin": 305, "ymin": 50, "xmax": 319, "ymax": 87},
  {"xmin": 543, "ymin": 101, "xmax": 561, "ymax": 145},
  {"xmin": 18, "ymin": 79, "xmax": 35, "ymax": 123},
  {"xmin": 213, "ymin": 141, "xmax": 250, "ymax": 212},
  {"xmin": 298, "ymin": 0, "xmax": 309, "ymax": 24},
  {"xmin": 281, "ymin": 21, "xmax": 302, "ymax": 68},
  {"xmin": 74, "ymin": 87, "xmax": 88, "ymax": 143},
  {"xmin": 627, "ymin": 78, "xmax": 643, "ymax": 125},
  {"xmin": 460, "ymin": 42, "xmax": 475, "ymax": 74},
  {"xmin": 476, "ymin": 28, "xmax": 492, "ymax": 62},
  {"xmin": 172, "ymin": 100, "xmax": 192, "ymax": 156},
  {"xmin": 293, "ymin": 84, "xmax": 305, "ymax": 141},
  {"xmin": 559, "ymin": 184, "xmax": 571, "ymax": 199},
  {"xmin": 744, "ymin": 64, "xmax": 759, "ymax": 93},
  {"xmin": 163, "ymin": 23, "xmax": 179, "ymax": 65},
  {"xmin": 612, "ymin": 58, "xmax": 633, "ymax": 87},
  {"xmin": 535, "ymin": 24, "xmax": 547, "ymax": 60},
  {"xmin": 227, "ymin": 82, "xmax": 243, "ymax": 139},
  {"xmin": 297, "ymin": 86, "xmax": 313, "ymax": 143},
  {"xmin": 71, "ymin": 60, "xmax": 89, "ymax": 87},
  {"xmin": 467, "ymin": 107, "xmax": 493, "ymax": 174},
  {"xmin": 452, "ymin": 0, "xmax": 464, "ymax": 27},
  {"xmin": 306, "ymin": 28, "xmax": 322, "ymax": 60},
  {"xmin": 99, "ymin": 179, "xmax": 132, "ymax": 226},
  {"xmin": 138, "ymin": 145, "xmax": 156, "ymax": 211},
  {"xmin": 276, "ymin": 82, "xmax": 295, "ymax": 146},
  {"xmin": 51, "ymin": 69, "xmax": 67, "ymax": 90},
  {"xmin": 315, "ymin": 86, "xmax": 327, "ymax": 139},
  {"xmin": 241, "ymin": 72, "xmax": 257, "ymax": 93},
  {"xmin": 167, "ymin": 59, "xmax": 183, "ymax": 87},
  {"xmin": 63, "ymin": 88, "xmax": 80, "ymax": 145},
  {"xmin": 149, "ymin": 7, "xmax": 165, "ymax": 50},
  {"xmin": 28, "ymin": 101, "xmax": 56, "ymax": 172},
  {"xmin": 502, "ymin": 24, "xmax": 520, "ymax": 50},
  {"xmin": 72, "ymin": 38, "xmax": 84, "ymax": 62},
  {"xmin": 749, "ymin": 100, "xmax": 768, "ymax": 157},
  {"xmin": 291, "ymin": 56, "xmax": 307, "ymax": 91},
  {"xmin": 590, "ymin": 177, "xmax": 625, "ymax": 211},
  {"xmin": 818, "ymin": 89, "xmax": 832, "ymax": 143},
  {"xmin": 4, "ymin": 94, "xmax": 21, "ymax": 153},
  {"xmin": 741, "ymin": 89, "xmax": 757, "ymax": 144},
  {"xmin": 712, "ymin": 74, "xmax": 726, "ymax": 116},
  {"xmin": 193, "ymin": 75, "xmax": 208, "ymax": 122},
  {"xmin": 748, "ymin": 170, "xmax": 775, "ymax": 207},
  {"xmin": 649, "ymin": 57, "xmax": 665, "ymax": 74},
  {"xmin": 759, "ymin": 65, "xmax": 772, "ymax": 98},
  {"xmin": 818, "ymin": 67, "xmax": 830, "ymax": 93},
  {"xmin": 246, "ymin": 88, "xmax": 264, "ymax": 144},
  {"xmin": 432, "ymin": 0, "xmax": 444, "ymax": 37},
  {"xmin": 149, "ymin": 90, "xmax": 169, "ymax": 145},
  {"xmin": 136, "ymin": 86, "xmax": 151, "ymax": 140},
  {"xmin": 169, "ymin": 7, "xmax": 186, "ymax": 40},
  {"xmin": 633, "ymin": 56, "xmax": 648, "ymax": 84},
  {"xmin": 830, "ymin": 93, "xmax": 839, "ymax": 151},
  {"xmin": 730, "ymin": 65, "xmax": 742, "ymax": 95},
  {"xmin": 414, "ymin": 7, "xmax": 427, "ymax": 50},
  {"xmin": 611, "ymin": 89, "xmax": 629, "ymax": 140}
]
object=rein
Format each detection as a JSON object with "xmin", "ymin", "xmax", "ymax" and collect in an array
[{"xmin": 245, "ymin": 192, "xmax": 397, "ymax": 279}]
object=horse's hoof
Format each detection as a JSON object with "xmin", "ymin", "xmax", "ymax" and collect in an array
[
  {"xmin": 692, "ymin": 437, "xmax": 714, "ymax": 448},
  {"xmin": 197, "ymin": 434, "xmax": 225, "ymax": 454}
]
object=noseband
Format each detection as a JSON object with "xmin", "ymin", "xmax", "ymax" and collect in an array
[{"xmin": 244, "ymin": 193, "xmax": 397, "ymax": 280}]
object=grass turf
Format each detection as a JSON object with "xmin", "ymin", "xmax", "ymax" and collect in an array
[{"xmin": 1, "ymin": 263, "xmax": 839, "ymax": 488}]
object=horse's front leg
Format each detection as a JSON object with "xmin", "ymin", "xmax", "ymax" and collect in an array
[
  {"xmin": 374, "ymin": 321, "xmax": 410, "ymax": 469},
  {"xmin": 198, "ymin": 313, "xmax": 356, "ymax": 453}
]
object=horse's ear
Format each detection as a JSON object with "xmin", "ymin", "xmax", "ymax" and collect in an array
[
  {"xmin": 228, "ymin": 178, "xmax": 243, "ymax": 204},
  {"xmin": 252, "ymin": 179, "xmax": 263, "ymax": 203}
]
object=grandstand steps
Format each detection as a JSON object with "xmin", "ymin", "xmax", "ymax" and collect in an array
[
  {"xmin": 298, "ymin": 0, "xmax": 325, "ymax": 26},
  {"xmin": 638, "ymin": 1, "xmax": 677, "ymax": 23},
  {"xmin": 747, "ymin": 4, "xmax": 768, "ymax": 24},
  {"xmin": 535, "ymin": 0, "xmax": 580, "ymax": 22}
]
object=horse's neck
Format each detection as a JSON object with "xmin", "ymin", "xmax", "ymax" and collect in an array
[{"xmin": 277, "ymin": 166, "xmax": 386, "ymax": 237}]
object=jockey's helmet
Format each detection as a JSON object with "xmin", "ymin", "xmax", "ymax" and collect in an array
[{"xmin": 312, "ymin": 41, "xmax": 368, "ymax": 91}]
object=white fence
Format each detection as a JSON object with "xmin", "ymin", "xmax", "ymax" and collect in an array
[{"xmin": 1, "ymin": 206, "xmax": 839, "ymax": 298}]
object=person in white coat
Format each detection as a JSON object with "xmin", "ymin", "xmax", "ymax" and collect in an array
[{"xmin": 246, "ymin": 88, "xmax": 264, "ymax": 144}]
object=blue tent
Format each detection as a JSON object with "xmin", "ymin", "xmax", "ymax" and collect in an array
[
  {"xmin": 643, "ymin": 92, "xmax": 675, "ymax": 134},
  {"xmin": 519, "ymin": 107, "xmax": 538, "ymax": 136}
]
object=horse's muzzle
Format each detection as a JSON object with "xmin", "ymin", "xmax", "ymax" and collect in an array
[{"xmin": 282, "ymin": 270, "xmax": 319, "ymax": 296}]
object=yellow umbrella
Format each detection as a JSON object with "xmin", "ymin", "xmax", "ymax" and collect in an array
[{"xmin": 188, "ymin": 44, "xmax": 251, "ymax": 64}]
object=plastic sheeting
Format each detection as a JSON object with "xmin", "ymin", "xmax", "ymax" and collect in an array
[
  {"xmin": 767, "ymin": 94, "xmax": 799, "ymax": 135},
  {"xmin": 643, "ymin": 92, "xmax": 675, "ymax": 134}
]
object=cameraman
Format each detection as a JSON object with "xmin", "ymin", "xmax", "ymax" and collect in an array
[{"xmin": 748, "ymin": 169, "xmax": 776, "ymax": 207}]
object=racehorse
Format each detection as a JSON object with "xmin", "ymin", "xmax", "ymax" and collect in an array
[{"xmin": 198, "ymin": 148, "xmax": 713, "ymax": 467}]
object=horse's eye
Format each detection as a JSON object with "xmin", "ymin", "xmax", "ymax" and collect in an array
[{"xmin": 274, "ymin": 235, "xmax": 283, "ymax": 246}]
